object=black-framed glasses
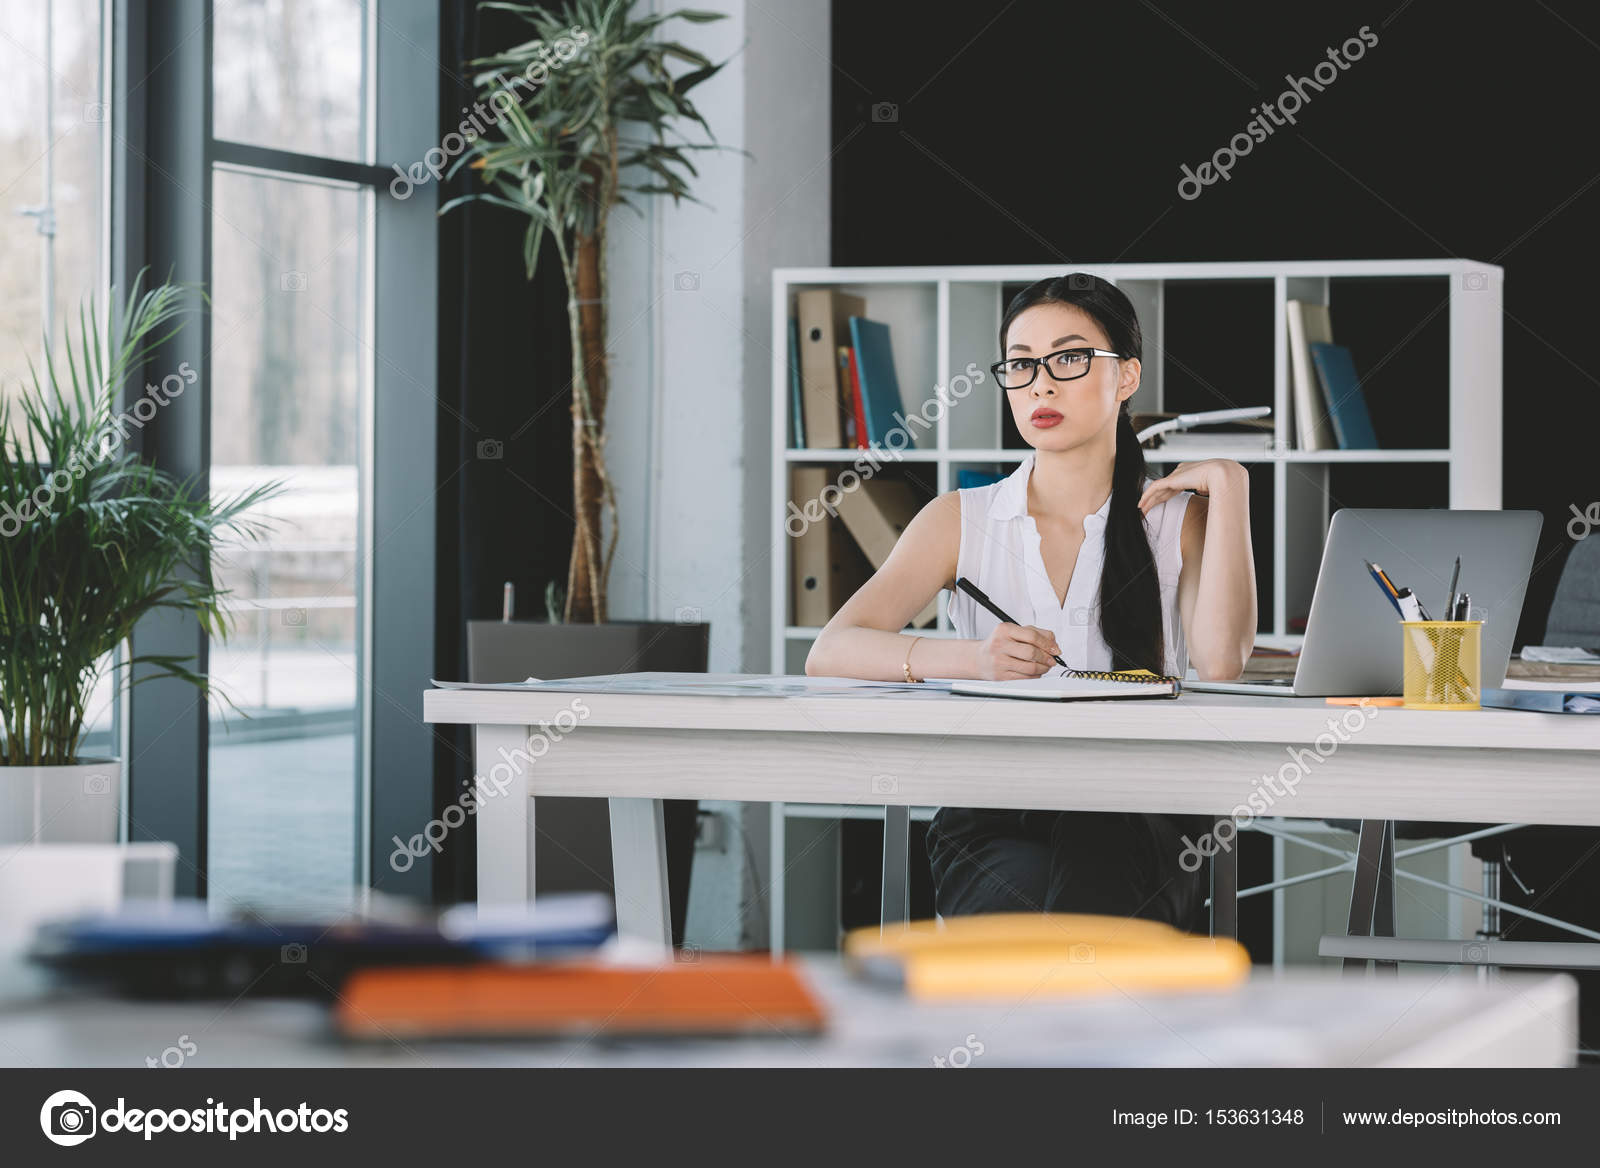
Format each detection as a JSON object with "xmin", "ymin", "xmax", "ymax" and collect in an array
[{"xmin": 991, "ymin": 347, "xmax": 1122, "ymax": 390}]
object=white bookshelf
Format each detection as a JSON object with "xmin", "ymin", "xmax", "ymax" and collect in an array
[{"xmin": 769, "ymin": 259, "xmax": 1503, "ymax": 671}]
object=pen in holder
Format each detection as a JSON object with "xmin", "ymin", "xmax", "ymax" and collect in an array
[{"xmin": 1401, "ymin": 620, "xmax": 1483, "ymax": 710}]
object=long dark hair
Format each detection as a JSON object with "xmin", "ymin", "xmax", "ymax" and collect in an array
[{"xmin": 999, "ymin": 274, "xmax": 1164, "ymax": 673}]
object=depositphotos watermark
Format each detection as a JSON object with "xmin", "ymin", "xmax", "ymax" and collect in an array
[
  {"xmin": 932, "ymin": 1033, "xmax": 986, "ymax": 1068},
  {"xmin": 1178, "ymin": 697, "xmax": 1381, "ymax": 871},
  {"xmin": 0, "ymin": 362, "xmax": 199, "ymax": 539},
  {"xmin": 785, "ymin": 363, "xmax": 985, "ymax": 538},
  {"xmin": 389, "ymin": 697, "xmax": 590, "ymax": 871},
  {"xmin": 1177, "ymin": 25, "xmax": 1378, "ymax": 201},
  {"xmin": 389, "ymin": 25, "xmax": 589, "ymax": 200},
  {"xmin": 1567, "ymin": 502, "xmax": 1599, "ymax": 541},
  {"xmin": 40, "ymin": 1089, "xmax": 348, "ymax": 1145}
]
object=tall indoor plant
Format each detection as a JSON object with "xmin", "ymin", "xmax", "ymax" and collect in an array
[
  {"xmin": 0, "ymin": 279, "xmax": 276, "ymax": 842},
  {"xmin": 446, "ymin": 0, "xmax": 725, "ymax": 622}
]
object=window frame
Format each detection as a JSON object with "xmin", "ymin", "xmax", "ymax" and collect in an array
[{"xmin": 111, "ymin": 0, "xmax": 439, "ymax": 900}]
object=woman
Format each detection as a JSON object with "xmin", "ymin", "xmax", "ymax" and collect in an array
[{"xmin": 806, "ymin": 274, "xmax": 1256, "ymax": 928}]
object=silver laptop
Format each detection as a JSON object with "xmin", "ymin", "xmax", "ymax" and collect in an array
[{"xmin": 1188, "ymin": 509, "xmax": 1543, "ymax": 697}]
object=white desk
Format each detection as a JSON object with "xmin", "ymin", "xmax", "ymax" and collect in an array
[
  {"xmin": 0, "ymin": 941, "xmax": 1576, "ymax": 1067},
  {"xmin": 422, "ymin": 679, "xmax": 1600, "ymax": 946}
]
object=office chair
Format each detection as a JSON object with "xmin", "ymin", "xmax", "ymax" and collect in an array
[{"xmin": 1244, "ymin": 535, "xmax": 1600, "ymax": 973}]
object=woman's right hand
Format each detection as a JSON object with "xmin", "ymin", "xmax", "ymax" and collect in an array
[{"xmin": 974, "ymin": 622, "xmax": 1060, "ymax": 680}]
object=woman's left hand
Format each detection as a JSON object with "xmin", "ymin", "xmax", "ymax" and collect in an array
[{"xmin": 1138, "ymin": 459, "xmax": 1248, "ymax": 515}]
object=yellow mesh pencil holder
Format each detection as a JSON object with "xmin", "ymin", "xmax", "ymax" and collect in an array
[{"xmin": 1401, "ymin": 620, "xmax": 1483, "ymax": 710}]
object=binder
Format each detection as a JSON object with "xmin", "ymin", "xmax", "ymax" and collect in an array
[
  {"xmin": 1286, "ymin": 299, "xmax": 1337, "ymax": 451},
  {"xmin": 787, "ymin": 318, "xmax": 804, "ymax": 448},
  {"xmin": 795, "ymin": 289, "xmax": 864, "ymax": 448},
  {"xmin": 1309, "ymin": 342, "xmax": 1379, "ymax": 449},
  {"xmin": 833, "ymin": 478, "xmax": 936, "ymax": 627},
  {"xmin": 848, "ymin": 316, "xmax": 912, "ymax": 449},
  {"xmin": 790, "ymin": 466, "xmax": 870, "ymax": 626}
]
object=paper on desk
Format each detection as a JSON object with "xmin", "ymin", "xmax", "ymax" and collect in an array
[
  {"xmin": 432, "ymin": 672, "xmax": 953, "ymax": 698},
  {"xmin": 1520, "ymin": 645, "xmax": 1600, "ymax": 664}
]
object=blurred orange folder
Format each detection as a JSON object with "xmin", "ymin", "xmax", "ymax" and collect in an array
[
  {"xmin": 337, "ymin": 956, "xmax": 825, "ymax": 1040},
  {"xmin": 845, "ymin": 913, "xmax": 1250, "ymax": 1000}
]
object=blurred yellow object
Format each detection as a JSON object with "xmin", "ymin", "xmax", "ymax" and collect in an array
[{"xmin": 845, "ymin": 913, "xmax": 1251, "ymax": 1000}]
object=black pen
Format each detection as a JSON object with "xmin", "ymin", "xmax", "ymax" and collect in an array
[{"xmin": 955, "ymin": 576, "xmax": 1068, "ymax": 671}]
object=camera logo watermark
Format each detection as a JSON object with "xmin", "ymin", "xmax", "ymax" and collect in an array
[
  {"xmin": 390, "ymin": 698, "xmax": 591, "ymax": 871},
  {"xmin": 1177, "ymin": 25, "xmax": 1378, "ymax": 201},
  {"xmin": 41, "ymin": 1089, "xmax": 97, "ymax": 1146},
  {"xmin": 1179, "ymin": 698, "xmax": 1381, "ymax": 871},
  {"xmin": 786, "ymin": 363, "xmax": 986, "ymax": 538}
]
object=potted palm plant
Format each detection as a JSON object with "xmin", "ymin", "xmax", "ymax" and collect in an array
[
  {"xmin": 442, "ymin": 1, "xmax": 726, "ymax": 926},
  {"xmin": 0, "ymin": 279, "xmax": 277, "ymax": 844},
  {"xmin": 445, "ymin": 0, "xmax": 725, "ymax": 622}
]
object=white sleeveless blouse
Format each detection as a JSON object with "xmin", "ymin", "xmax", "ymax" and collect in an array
[{"xmin": 946, "ymin": 454, "xmax": 1191, "ymax": 675}]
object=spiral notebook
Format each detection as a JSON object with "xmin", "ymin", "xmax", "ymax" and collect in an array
[{"xmin": 950, "ymin": 667, "xmax": 1181, "ymax": 701}]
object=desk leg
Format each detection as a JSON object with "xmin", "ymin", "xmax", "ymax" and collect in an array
[
  {"xmin": 1344, "ymin": 818, "xmax": 1388, "ymax": 974},
  {"xmin": 609, "ymin": 798, "xmax": 672, "ymax": 947},
  {"xmin": 1210, "ymin": 816, "xmax": 1238, "ymax": 938},
  {"xmin": 474, "ymin": 725, "xmax": 535, "ymax": 905},
  {"xmin": 881, "ymin": 804, "xmax": 910, "ymax": 930},
  {"xmin": 1373, "ymin": 820, "xmax": 1398, "ymax": 976}
]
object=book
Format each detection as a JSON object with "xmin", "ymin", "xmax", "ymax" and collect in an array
[
  {"xmin": 957, "ymin": 468, "xmax": 1007, "ymax": 490},
  {"xmin": 833, "ymin": 478, "xmax": 936, "ymax": 627},
  {"xmin": 1151, "ymin": 432, "xmax": 1273, "ymax": 456},
  {"xmin": 787, "ymin": 318, "xmax": 804, "ymax": 448},
  {"xmin": 838, "ymin": 345, "xmax": 867, "ymax": 449},
  {"xmin": 1309, "ymin": 342, "xmax": 1379, "ymax": 449},
  {"xmin": 847, "ymin": 316, "xmax": 913, "ymax": 449},
  {"xmin": 337, "ymin": 956, "xmax": 826, "ymax": 1039},
  {"xmin": 845, "ymin": 913, "xmax": 1249, "ymax": 1000},
  {"xmin": 795, "ymin": 289, "xmax": 863, "ymax": 448},
  {"xmin": 1481, "ymin": 688, "xmax": 1600, "ymax": 714},
  {"xmin": 1285, "ymin": 299, "xmax": 1337, "ymax": 451},
  {"xmin": 949, "ymin": 668, "xmax": 1180, "ymax": 701},
  {"xmin": 847, "ymin": 346, "xmax": 868, "ymax": 450}
]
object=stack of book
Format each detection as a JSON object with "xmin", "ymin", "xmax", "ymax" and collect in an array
[
  {"xmin": 788, "ymin": 290, "xmax": 934, "ymax": 631},
  {"xmin": 790, "ymin": 289, "xmax": 911, "ymax": 451}
]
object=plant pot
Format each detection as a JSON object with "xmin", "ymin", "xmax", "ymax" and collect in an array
[
  {"xmin": 0, "ymin": 759, "xmax": 121, "ymax": 846},
  {"xmin": 464, "ymin": 619, "xmax": 710, "ymax": 943}
]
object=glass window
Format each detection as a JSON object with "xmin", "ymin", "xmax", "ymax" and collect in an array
[
  {"xmin": 0, "ymin": 0, "xmax": 113, "ymax": 753},
  {"xmin": 206, "ymin": 167, "xmax": 369, "ymax": 914},
  {"xmin": 212, "ymin": 0, "xmax": 370, "ymax": 162}
]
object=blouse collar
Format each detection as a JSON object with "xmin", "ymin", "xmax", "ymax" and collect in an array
[{"xmin": 986, "ymin": 453, "xmax": 1113, "ymax": 528}]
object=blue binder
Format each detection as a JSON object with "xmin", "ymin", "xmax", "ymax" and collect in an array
[
  {"xmin": 847, "ymin": 316, "xmax": 912, "ymax": 449},
  {"xmin": 1309, "ymin": 342, "xmax": 1378, "ymax": 450},
  {"xmin": 788, "ymin": 318, "xmax": 805, "ymax": 448}
]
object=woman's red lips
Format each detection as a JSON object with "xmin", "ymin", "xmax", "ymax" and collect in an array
[{"xmin": 1030, "ymin": 407, "xmax": 1063, "ymax": 429}]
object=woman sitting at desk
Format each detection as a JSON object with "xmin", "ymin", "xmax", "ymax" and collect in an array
[{"xmin": 806, "ymin": 274, "xmax": 1257, "ymax": 927}]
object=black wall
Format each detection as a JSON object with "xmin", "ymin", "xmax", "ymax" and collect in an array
[
  {"xmin": 830, "ymin": 0, "xmax": 1600, "ymax": 645},
  {"xmin": 434, "ymin": 0, "xmax": 574, "ymax": 901}
]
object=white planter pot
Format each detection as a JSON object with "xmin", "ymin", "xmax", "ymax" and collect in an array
[{"xmin": 0, "ymin": 759, "xmax": 121, "ymax": 845}]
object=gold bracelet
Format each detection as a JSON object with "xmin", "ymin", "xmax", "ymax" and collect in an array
[{"xmin": 903, "ymin": 635, "xmax": 925, "ymax": 683}]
